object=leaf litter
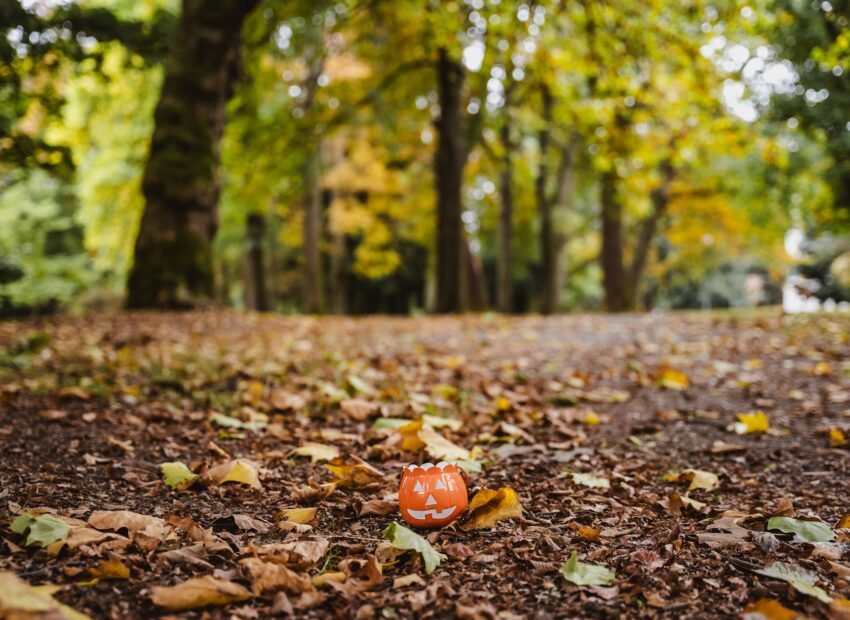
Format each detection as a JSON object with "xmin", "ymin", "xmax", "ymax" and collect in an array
[{"xmin": 0, "ymin": 311, "xmax": 849, "ymax": 617}]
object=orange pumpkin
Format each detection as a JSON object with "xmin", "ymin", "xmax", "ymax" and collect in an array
[{"xmin": 399, "ymin": 462, "xmax": 468, "ymax": 528}]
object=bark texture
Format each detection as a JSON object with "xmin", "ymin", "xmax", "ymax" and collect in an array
[
  {"xmin": 127, "ymin": 0, "xmax": 258, "ymax": 308},
  {"xmin": 434, "ymin": 48, "xmax": 465, "ymax": 313},
  {"xmin": 497, "ymin": 121, "xmax": 514, "ymax": 313},
  {"xmin": 243, "ymin": 213, "xmax": 269, "ymax": 311}
]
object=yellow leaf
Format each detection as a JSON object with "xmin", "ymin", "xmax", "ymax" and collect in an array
[
  {"xmin": 569, "ymin": 523, "xmax": 601, "ymax": 540},
  {"xmin": 324, "ymin": 458, "xmax": 385, "ymax": 488},
  {"xmin": 743, "ymin": 598, "xmax": 796, "ymax": 620},
  {"xmin": 829, "ymin": 598, "xmax": 850, "ymax": 620},
  {"xmin": 398, "ymin": 420, "xmax": 426, "ymax": 452},
  {"xmin": 294, "ymin": 442, "xmax": 340, "ymax": 463},
  {"xmin": 829, "ymin": 428, "xmax": 847, "ymax": 447},
  {"xmin": 672, "ymin": 469, "xmax": 719, "ymax": 492},
  {"xmin": 0, "ymin": 571, "xmax": 92, "ymax": 620},
  {"xmin": 462, "ymin": 487, "xmax": 523, "ymax": 530},
  {"xmin": 417, "ymin": 427, "xmax": 470, "ymax": 461},
  {"xmin": 495, "ymin": 397, "xmax": 511, "ymax": 412},
  {"xmin": 282, "ymin": 508, "xmax": 318, "ymax": 525},
  {"xmin": 838, "ymin": 515, "xmax": 850, "ymax": 529},
  {"xmin": 87, "ymin": 560, "xmax": 130, "ymax": 581},
  {"xmin": 150, "ymin": 576, "xmax": 251, "ymax": 611},
  {"xmin": 734, "ymin": 411, "xmax": 769, "ymax": 434},
  {"xmin": 814, "ymin": 361, "xmax": 832, "ymax": 376},
  {"xmin": 207, "ymin": 459, "xmax": 262, "ymax": 489},
  {"xmin": 582, "ymin": 411, "xmax": 600, "ymax": 425},
  {"xmin": 657, "ymin": 367, "xmax": 689, "ymax": 390}
]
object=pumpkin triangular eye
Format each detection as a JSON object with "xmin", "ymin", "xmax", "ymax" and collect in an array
[
  {"xmin": 435, "ymin": 479, "xmax": 447, "ymax": 490},
  {"xmin": 414, "ymin": 481, "xmax": 424, "ymax": 492}
]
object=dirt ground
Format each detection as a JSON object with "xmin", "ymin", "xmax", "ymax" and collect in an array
[{"xmin": 0, "ymin": 310, "xmax": 848, "ymax": 619}]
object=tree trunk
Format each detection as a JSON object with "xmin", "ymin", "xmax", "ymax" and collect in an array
[
  {"xmin": 126, "ymin": 0, "xmax": 258, "ymax": 308},
  {"xmin": 302, "ymin": 148, "xmax": 325, "ymax": 314},
  {"xmin": 600, "ymin": 171, "xmax": 627, "ymax": 312},
  {"xmin": 497, "ymin": 121, "xmax": 514, "ymax": 313},
  {"xmin": 537, "ymin": 86, "xmax": 556, "ymax": 314},
  {"xmin": 243, "ymin": 213, "xmax": 269, "ymax": 311},
  {"xmin": 434, "ymin": 48, "xmax": 465, "ymax": 313},
  {"xmin": 625, "ymin": 160, "xmax": 674, "ymax": 309}
]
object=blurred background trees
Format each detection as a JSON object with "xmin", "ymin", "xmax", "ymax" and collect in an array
[{"xmin": 1, "ymin": 0, "xmax": 847, "ymax": 315}]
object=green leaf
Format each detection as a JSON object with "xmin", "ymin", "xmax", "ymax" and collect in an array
[
  {"xmin": 346, "ymin": 374, "xmax": 375, "ymax": 395},
  {"xmin": 10, "ymin": 513, "xmax": 70, "ymax": 547},
  {"xmin": 382, "ymin": 522, "xmax": 447, "ymax": 575},
  {"xmin": 755, "ymin": 562, "xmax": 832, "ymax": 603},
  {"xmin": 209, "ymin": 412, "xmax": 265, "ymax": 430},
  {"xmin": 160, "ymin": 462, "xmax": 199, "ymax": 489},
  {"xmin": 767, "ymin": 517, "xmax": 835, "ymax": 543},
  {"xmin": 559, "ymin": 551, "xmax": 615, "ymax": 586},
  {"xmin": 371, "ymin": 417, "xmax": 411, "ymax": 430},
  {"xmin": 456, "ymin": 459, "xmax": 483, "ymax": 474},
  {"xmin": 422, "ymin": 414, "xmax": 462, "ymax": 430},
  {"xmin": 570, "ymin": 473, "xmax": 610, "ymax": 489}
]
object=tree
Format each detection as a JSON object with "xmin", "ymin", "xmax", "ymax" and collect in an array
[{"xmin": 126, "ymin": 0, "xmax": 260, "ymax": 308}]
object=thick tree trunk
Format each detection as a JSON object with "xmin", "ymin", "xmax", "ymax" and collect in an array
[
  {"xmin": 434, "ymin": 48, "xmax": 465, "ymax": 313},
  {"xmin": 302, "ymin": 149, "xmax": 325, "ymax": 314},
  {"xmin": 600, "ymin": 171, "xmax": 628, "ymax": 312},
  {"xmin": 497, "ymin": 121, "xmax": 514, "ymax": 313},
  {"xmin": 537, "ymin": 86, "xmax": 556, "ymax": 314},
  {"xmin": 243, "ymin": 213, "xmax": 269, "ymax": 311},
  {"xmin": 625, "ymin": 160, "xmax": 674, "ymax": 309},
  {"xmin": 126, "ymin": 0, "xmax": 258, "ymax": 308}
]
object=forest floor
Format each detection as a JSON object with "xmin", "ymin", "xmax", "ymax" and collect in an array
[{"xmin": 0, "ymin": 310, "xmax": 849, "ymax": 619}]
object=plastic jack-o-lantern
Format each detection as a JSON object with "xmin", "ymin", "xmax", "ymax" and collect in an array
[{"xmin": 399, "ymin": 462, "xmax": 468, "ymax": 528}]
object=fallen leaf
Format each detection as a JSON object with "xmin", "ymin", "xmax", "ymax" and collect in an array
[
  {"xmin": 393, "ymin": 573, "xmax": 426, "ymax": 589},
  {"xmin": 239, "ymin": 558, "xmax": 314, "ymax": 595},
  {"xmin": 358, "ymin": 499, "xmax": 396, "ymax": 517},
  {"xmin": 668, "ymin": 493, "xmax": 707, "ymax": 516},
  {"xmin": 294, "ymin": 442, "xmax": 340, "ymax": 463},
  {"xmin": 697, "ymin": 514, "xmax": 754, "ymax": 549},
  {"xmin": 250, "ymin": 539, "xmax": 329, "ymax": 569},
  {"xmin": 11, "ymin": 512, "xmax": 70, "ymax": 547},
  {"xmin": 340, "ymin": 398, "xmax": 379, "ymax": 420},
  {"xmin": 0, "ymin": 570, "xmax": 91, "ymax": 619},
  {"xmin": 755, "ymin": 562, "xmax": 832, "ymax": 603},
  {"xmin": 828, "ymin": 599, "xmax": 850, "ymax": 620},
  {"xmin": 324, "ymin": 458, "xmax": 384, "ymax": 487},
  {"xmin": 668, "ymin": 469, "xmax": 719, "ymax": 492},
  {"xmin": 371, "ymin": 417, "xmax": 412, "ymax": 430},
  {"xmin": 282, "ymin": 507, "xmax": 318, "ymax": 524},
  {"xmin": 569, "ymin": 523, "xmax": 601, "ymax": 540},
  {"xmin": 559, "ymin": 551, "xmax": 615, "ymax": 586},
  {"xmin": 417, "ymin": 427, "xmax": 470, "ymax": 460},
  {"xmin": 207, "ymin": 459, "xmax": 262, "ymax": 489},
  {"xmin": 830, "ymin": 428, "xmax": 847, "ymax": 447},
  {"xmin": 87, "ymin": 559, "xmax": 130, "ymax": 581},
  {"xmin": 210, "ymin": 412, "xmax": 265, "ymax": 431},
  {"xmin": 422, "ymin": 414, "xmax": 462, "ymax": 431},
  {"xmin": 767, "ymin": 517, "xmax": 835, "ymax": 542},
  {"xmin": 570, "ymin": 473, "xmax": 610, "ymax": 489},
  {"xmin": 734, "ymin": 411, "xmax": 769, "ymax": 434},
  {"xmin": 232, "ymin": 514, "xmax": 271, "ymax": 533},
  {"xmin": 269, "ymin": 388, "xmax": 306, "ymax": 411},
  {"xmin": 838, "ymin": 515, "xmax": 850, "ymax": 529},
  {"xmin": 742, "ymin": 598, "xmax": 797, "ymax": 620},
  {"xmin": 657, "ymin": 367, "xmax": 689, "ymax": 390},
  {"xmin": 383, "ymin": 522, "xmax": 447, "ymax": 575},
  {"xmin": 150, "ymin": 575, "xmax": 251, "ymax": 611},
  {"xmin": 160, "ymin": 462, "xmax": 199, "ymax": 489},
  {"xmin": 462, "ymin": 487, "xmax": 523, "ymax": 530},
  {"xmin": 88, "ymin": 510, "xmax": 170, "ymax": 552}
]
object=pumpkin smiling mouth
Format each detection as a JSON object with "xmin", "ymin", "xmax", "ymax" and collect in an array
[{"xmin": 405, "ymin": 506, "xmax": 457, "ymax": 521}]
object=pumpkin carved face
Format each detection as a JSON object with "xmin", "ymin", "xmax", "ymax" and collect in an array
[{"xmin": 398, "ymin": 462, "xmax": 468, "ymax": 528}]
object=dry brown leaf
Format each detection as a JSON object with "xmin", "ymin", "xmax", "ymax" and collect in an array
[
  {"xmin": 358, "ymin": 499, "xmax": 396, "ymax": 517},
  {"xmin": 250, "ymin": 539, "xmax": 329, "ymax": 569},
  {"xmin": 462, "ymin": 487, "xmax": 522, "ymax": 530},
  {"xmin": 340, "ymin": 398, "xmax": 379, "ymax": 420},
  {"xmin": 393, "ymin": 573, "xmax": 427, "ymax": 589},
  {"xmin": 88, "ymin": 510, "xmax": 170, "ymax": 553},
  {"xmin": 150, "ymin": 575, "xmax": 251, "ymax": 611},
  {"xmin": 239, "ymin": 558, "xmax": 314, "ymax": 595},
  {"xmin": 232, "ymin": 514, "xmax": 271, "ymax": 533},
  {"xmin": 828, "ymin": 598, "xmax": 850, "ymax": 620},
  {"xmin": 269, "ymin": 388, "xmax": 306, "ymax": 411}
]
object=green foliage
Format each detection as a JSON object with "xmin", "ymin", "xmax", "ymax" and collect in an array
[
  {"xmin": 559, "ymin": 551, "xmax": 615, "ymax": 586},
  {"xmin": 10, "ymin": 512, "xmax": 70, "ymax": 547},
  {"xmin": 767, "ymin": 517, "xmax": 835, "ymax": 543},
  {"xmin": 382, "ymin": 522, "xmax": 447, "ymax": 575},
  {"xmin": 0, "ymin": 170, "xmax": 96, "ymax": 312}
]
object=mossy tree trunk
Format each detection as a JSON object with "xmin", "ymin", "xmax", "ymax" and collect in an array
[{"xmin": 126, "ymin": 0, "xmax": 259, "ymax": 308}]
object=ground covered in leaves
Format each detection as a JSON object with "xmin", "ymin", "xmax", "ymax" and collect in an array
[{"xmin": 1, "ymin": 311, "xmax": 849, "ymax": 619}]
